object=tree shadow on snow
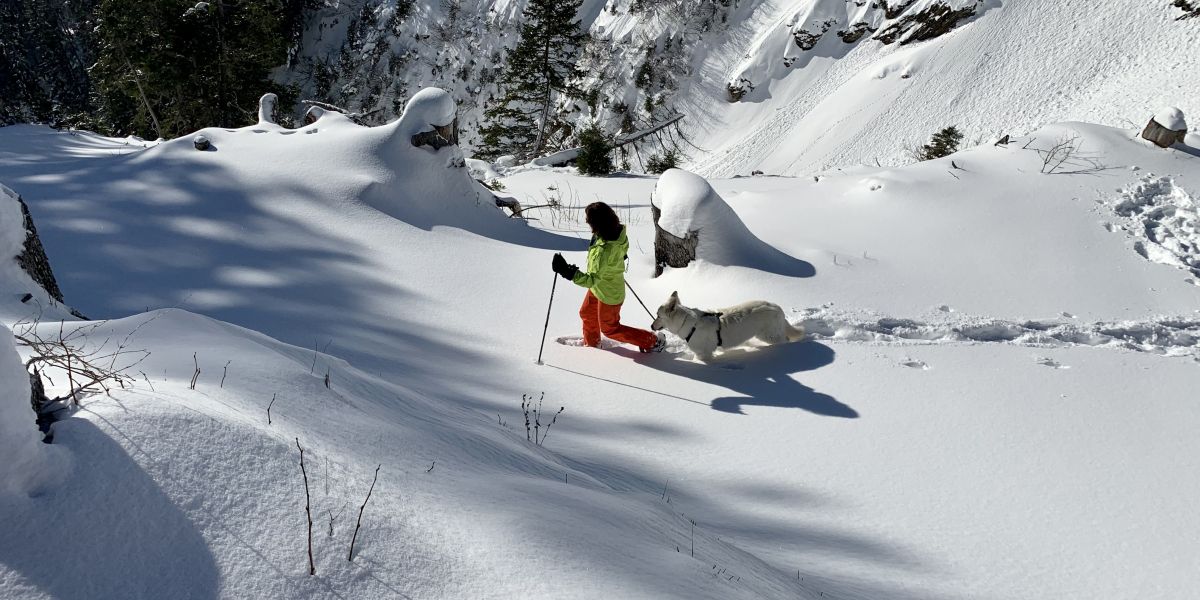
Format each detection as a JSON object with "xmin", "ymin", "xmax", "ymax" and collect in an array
[
  {"xmin": 618, "ymin": 340, "xmax": 855, "ymax": 417},
  {"xmin": 0, "ymin": 129, "xmax": 514, "ymax": 401},
  {"xmin": 0, "ymin": 419, "xmax": 219, "ymax": 600}
]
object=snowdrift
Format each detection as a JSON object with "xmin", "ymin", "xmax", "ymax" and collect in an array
[
  {"xmin": 0, "ymin": 308, "xmax": 804, "ymax": 599},
  {"xmin": 138, "ymin": 88, "xmax": 510, "ymax": 235}
]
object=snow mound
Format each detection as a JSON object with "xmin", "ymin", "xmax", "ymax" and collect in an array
[
  {"xmin": 652, "ymin": 169, "xmax": 813, "ymax": 277},
  {"xmin": 0, "ymin": 308, "xmax": 806, "ymax": 599},
  {"xmin": 0, "ymin": 324, "xmax": 65, "ymax": 496},
  {"xmin": 1154, "ymin": 106, "xmax": 1188, "ymax": 131},
  {"xmin": 133, "ymin": 87, "xmax": 520, "ymax": 238}
]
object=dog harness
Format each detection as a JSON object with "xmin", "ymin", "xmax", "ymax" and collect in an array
[{"xmin": 684, "ymin": 311, "xmax": 724, "ymax": 348}]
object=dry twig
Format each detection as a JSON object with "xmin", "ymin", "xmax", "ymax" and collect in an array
[{"xmin": 348, "ymin": 464, "xmax": 381, "ymax": 561}]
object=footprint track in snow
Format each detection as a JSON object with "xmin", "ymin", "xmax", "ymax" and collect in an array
[
  {"xmin": 1111, "ymin": 176, "xmax": 1200, "ymax": 279},
  {"xmin": 793, "ymin": 308, "xmax": 1200, "ymax": 358}
]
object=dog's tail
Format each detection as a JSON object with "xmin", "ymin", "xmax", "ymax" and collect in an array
[{"xmin": 785, "ymin": 321, "xmax": 806, "ymax": 342}]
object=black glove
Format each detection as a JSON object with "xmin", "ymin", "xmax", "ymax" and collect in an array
[{"xmin": 551, "ymin": 253, "xmax": 578, "ymax": 280}]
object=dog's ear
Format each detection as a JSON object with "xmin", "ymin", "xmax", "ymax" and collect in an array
[{"xmin": 666, "ymin": 291, "xmax": 679, "ymax": 309}]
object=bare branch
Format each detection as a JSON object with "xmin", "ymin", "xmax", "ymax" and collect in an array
[
  {"xmin": 296, "ymin": 438, "xmax": 315, "ymax": 575},
  {"xmin": 348, "ymin": 464, "xmax": 381, "ymax": 561}
]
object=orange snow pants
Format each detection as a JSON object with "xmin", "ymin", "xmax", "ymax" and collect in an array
[{"xmin": 580, "ymin": 290, "xmax": 657, "ymax": 350}]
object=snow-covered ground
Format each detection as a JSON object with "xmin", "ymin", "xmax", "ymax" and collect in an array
[{"xmin": 1, "ymin": 104, "xmax": 1199, "ymax": 599}]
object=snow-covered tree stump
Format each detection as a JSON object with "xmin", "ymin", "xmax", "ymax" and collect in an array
[
  {"xmin": 651, "ymin": 169, "xmax": 797, "ymax": 277},
  {"xmin": 411, "ymin": 117, "xmax": 458, "ymax": 150},
  {"xmin": 1141, "ymin": 107, "xmax": 1188, "ymax": 148},
  {"xmin": 652, "ymin": 210, "xmax": 699, "ymax": 276},
  {"xmin": 394, "ymin": 89, "xmax": 460, "ymax": 151},
  {"xmin": 258, "ymin": 92, "xmax": 278, "ymax": 125},
  {"xmin": 304, "ymin": 106, "xmax": 326, "ymax": 124}
]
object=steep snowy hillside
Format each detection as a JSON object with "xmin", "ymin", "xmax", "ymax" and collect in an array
[
  {"xmin": 1, "ymin": 101, "xmax": 1199, "ymax": 599},
  {"xmin": 8, "ymin": 0, "xmax": 1193, "ymax": 176},
  {"xmin": 684, "ymin": 0, "xmax": 1200, "ymax": 175}
]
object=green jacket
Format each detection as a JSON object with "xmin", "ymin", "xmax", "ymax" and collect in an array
[{"xmin": 571, "ymin": 225, "xmax": 628, "ymax": 305}]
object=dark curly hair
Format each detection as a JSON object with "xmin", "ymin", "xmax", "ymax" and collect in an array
[{"xmin": 585, "ymin": 202, "xmax": 623, "ymax": 241}]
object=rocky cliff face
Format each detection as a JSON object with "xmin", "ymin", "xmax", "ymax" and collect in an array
[
  {"xmin": 724, "ymin": 0, "xmax": 984, "ymax": 102},
  {"xmin": 2, "ymin": 183, "xmax": 74, "ymax": 315},
  {"xmin": 13, "ymin": 195, "xmax": 64, "ymax": 304}
]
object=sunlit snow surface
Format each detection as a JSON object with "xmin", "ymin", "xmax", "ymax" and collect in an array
[{"xmin": 1, "ymin": 114, "xmax": 1199, "ymax": 599}]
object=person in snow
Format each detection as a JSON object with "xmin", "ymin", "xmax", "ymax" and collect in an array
[{"xmin": 552, "ymin": 202, "xmax": 667, "ymax": 353}]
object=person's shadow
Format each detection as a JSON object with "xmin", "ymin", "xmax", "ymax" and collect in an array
[{"xmin": 617, "ymin": 340, "xmax": 856, "ymax": 417}]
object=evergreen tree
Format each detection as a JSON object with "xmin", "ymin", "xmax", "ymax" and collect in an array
[
  {"xmin": 916, "ymin": 126, "xmax": 963, "ymax": 161},
  {"xmin": 478, "ymin": 0, "xmax": 587, "ymax": 161},
  {"xmin": 645, "ymin": 148, "xmax": 680, "ymax": 174},
  {"xmin": 91, "ymin": 0, "xmax": 300, "ymax": 138},
  {"xmin": 0, "ymin": 0, "xmax": 97, "ymax": 126},
  {"xmin": 575, "ymin": 122, "xmax": 613, "ymax": 176}
]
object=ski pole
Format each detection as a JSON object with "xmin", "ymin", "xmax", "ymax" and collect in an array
[
  {"xmin": 625, "ymin": 280, "xmax": 655, "ymax": 320},
  {"xmin": 536, "ymin": 271, "xmax": 558, "ymax": 365}
]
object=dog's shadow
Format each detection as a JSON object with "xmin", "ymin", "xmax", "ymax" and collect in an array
[{"xmin": 617, "ymin": 341, "xmax": 856, "ymax": 418}]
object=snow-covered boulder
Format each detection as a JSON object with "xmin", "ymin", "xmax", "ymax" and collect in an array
[
  {"xmin": 651, "ymin": 169, "xmax": 813, "ymax": 277},
  {"xmin": 0, "ymin": 324, "xmax": 65, "ymax": 496},
  {"xmin": 1142, "ymin": 107, "xmax": 1188, "ymax": 148}
]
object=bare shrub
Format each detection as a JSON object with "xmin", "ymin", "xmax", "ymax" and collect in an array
[
  {"xmin": 13, "ymin": 315, "xmax": 152, "ymax": 409},
  {"xmin": 1027, "ymin": 134, "xmax": 1109, "ymax": 175}
]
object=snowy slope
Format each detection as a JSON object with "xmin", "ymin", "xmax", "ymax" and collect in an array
[
  {"xmin": 684, "ymin": 0, "xmax": 1200, "ymax": 176},
  {"xmin": 1, "ymin": 106, "xmax": 1199, "ymax": 600},
  {"xmin": 276, "ymin": 0, "xmax": 1200, "ymax": 177}
]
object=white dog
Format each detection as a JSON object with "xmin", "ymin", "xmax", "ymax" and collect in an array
[{"xmin": 650, "ymin": 291, "xmax": 805, "ymax": 362}]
